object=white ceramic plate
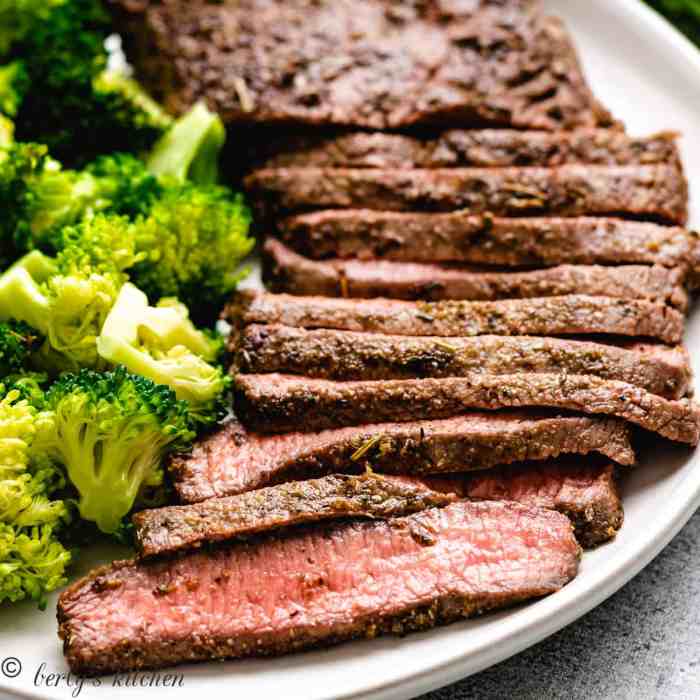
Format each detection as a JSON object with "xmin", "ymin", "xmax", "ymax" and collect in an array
[{"xmin": 2, "ymin": 1, "xmax": 700, "ymax": 698}]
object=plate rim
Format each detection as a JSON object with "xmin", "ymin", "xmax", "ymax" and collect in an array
[{"xmin": 3, "ymin": 2, "xmax": 700, "ymax": 699}]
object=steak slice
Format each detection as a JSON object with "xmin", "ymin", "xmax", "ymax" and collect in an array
[
  {"xmin": 227, "ymin": 291, "xmax": 685, "ymax": 344},
  {"xmin": 263, "ymin": 238, "xmax": 689, "ymax": 309},
  {"xmin": 235, "ymin": 325, "xmax": 691, "ymax": 399},
  {"xmin": 244, "ymin": 165, "xmax": 688, "ymax": 224},
  {"xmin": 134, "ymin": 473, "xmax": 456, "ymax": 558},
  {"xmin": 170, "ymin": 413, "xmax": 634, "ymax": 503},
  {"xmin": 418, "ymin": 459, "xmax": 623, "ymax": 547},
  {"xmin": 110, "ymin": 0, "xmax": 614, "ymax": 131},
  {"xmin": 234, "ymin": 372, "xmax": 700, "ymax": 443},
  {"xmin": 139, "ymin": 461, "xmax": 622, "ymax": 556},
  {"xmin": 257, "ymin": 129, "xmax": 679, "ymax": 170},
  {"xmin": 277, "ymin": 213, "xmax": 700, "ymax": 271},
  {"xmin": 60, "ymin": 500, "xmax": 580, "ymax": 675}
]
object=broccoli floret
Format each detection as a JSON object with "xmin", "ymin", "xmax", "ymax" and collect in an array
[
  {"xmin": 130, "ymin": 183, "xmax": 253, "ymax": 323},
  {"xmin": 0, "ymin": 215, "xmax": 140, "ymax": 372},
  {"xmin": 85, "ymin": 153, "xmax": 162, "ymax": 220},
  {"xmin": 0, "ymin": 141, "xmax": 47, "ymax": 263},
  {"xmin": 39, "ymin": 366, "xmax": 193, "ymax": 533},
  {"xmin": 0, "ymin": 320, "xmax": 41, "ymax": 376},
  {"xmin": 0, "ymin": 146, "xmax": 161, "ymax": 259},
  {"xmin": 147, "ymin": 101, "xmax": 225, "ymax": 185},
  {"xmin": 91, "ymin": 69, "xmax": 174, "ymax": 154},
  {"xmin": 97, "ymin": 283, "xmax": 229, "ymax": 425},
  {"xmin": 8, "ymin": 0, "xmax": 171, "ymax": 165},
  {"xmin": 0, "ymin": 385, "xmax": 71, "ymax": 607}
]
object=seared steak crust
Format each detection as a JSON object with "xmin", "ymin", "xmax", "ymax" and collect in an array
[
  {"xmin": 421, "ymin": 459, "xmax": 623, "ymax": 547},
  {"xmin": 137, "ymin": 463, "xmax": 621, "ymax": 557},
  {"xmin": 59, "ymin": 501, "xmax": 580, "ymax": 675},
  {"xmin": 277, "ymin": 213, "xmax": 700, "ymax": 271},
  {"xmin": 234, "ymin": 372, "xmax": 700, "ymax": 443},
  {"xmin": 245, "ymin": 165, "xmax": 688, "ymax": 224},
  {"xmin": 263, "ymin": 238, "xmax": 689, "ymax": 309},
  {"xmin": 134, "ymin": 473, "xmax": 455, "ymax": 558},
  {"xmin": 110, "ymin": 0, "xmax": 613, "ymax": 131},
  {"xmin": 235, "ymin": 325, "xmax": 691, "ymax": 399},
  {"xmin": 169, "ymin": 413, "xmax": 634, "ymax": 503},
  {"xmin": 228, "ymin": 291, "xmax": 685, "ymax": 343},
  {"xmin": 258, "ymin": 129, "xmax": 679, "ymax": 170}
]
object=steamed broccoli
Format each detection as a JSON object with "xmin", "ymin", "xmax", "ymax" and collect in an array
[
  {"xmin": 0, "ymin": 385, "xmax": 71, "ymax": 606},
  {"xmin": 4, "ymin": 0, "xmax": 172, "ymax": 165},
  {"xmin": 147, "ymin": 101, "xmax": 225, "ymax": 185},
  {"xmin": 0, "ymin": 142, "xmax": 161, "ymax": 260},
  {"xmin": 0, "ymin": 320, "xmax": 41, "ymax": 375},
  {"xmin": 0, "ymin": 215, "xmax": 141, "ymax": 372},
  {"xmin": 97, "ymin": 283, "xmax": 229, "ymax": 425},
  {"xmin": 0, "ymin": 0, "xmax": 67, "ymax": 57},
  {"xmin": 39, "ymin": 366, "xmax": 194, "ymax": 534},
  {"xmin": 129, "ymin": 183, "xmax": 253, "ymax": 322}
]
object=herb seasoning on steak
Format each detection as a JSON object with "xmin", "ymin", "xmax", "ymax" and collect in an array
[
  {"xmin": 134, "ymin": 472, "xmax": 456, "ymax": 558},
  {"xmin": 169, "ymin": 413, "xmax": 634, "ymax": 503},
  {"xmin": 136, "ymin": 461, "xmax": 621, "ymax": 557},
  {"xmin": 59, "ymin": 501, "xmax": 580, "ymax": 675}
]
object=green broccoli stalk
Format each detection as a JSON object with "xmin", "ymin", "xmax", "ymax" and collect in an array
[
  {"xmin": 97, "ymin": 283, "xmax": 229, "ymax": 425},
  {"xmin": 0, "ymin": 385, "xmax": 71, "ymax": 607},
  {"xmin": 146, "ymin": 101, "xmax": 225, "ymax": 185},
  {"xmin": 39, "ymin": 366, "xmax": 194, "ymax": 534}
]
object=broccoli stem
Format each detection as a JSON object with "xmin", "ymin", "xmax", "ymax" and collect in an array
[{"xmin": 146, "ymin": 101, "xmax": 225, "ymax": 185}]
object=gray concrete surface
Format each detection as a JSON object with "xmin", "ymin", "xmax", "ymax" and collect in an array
[{"xmin": 421, "ymin": 508, "xmax": 700, "ymax": 700}]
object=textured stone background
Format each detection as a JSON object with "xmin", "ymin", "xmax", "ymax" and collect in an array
[{"xmin": 420, "ymin": 509, "xmax": 700, "ymax": 700}]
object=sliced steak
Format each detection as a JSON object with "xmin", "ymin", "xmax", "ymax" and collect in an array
[
  {"xmin": 418, "ymin": 459, "xmax": 623, "ymax": 547},
  {"xmin": 263, "ymin": 238, "xmax": 689, "ymax": 309},
  {"xmin": 60, "ymin": 500, "xmax": 579, "ymax": 675},
  {"xmin": 134, "ymin": 473, "xmax": 456, "ymax": 558},
  {"xmin": 235, "ymin": 325, "xmax": 691, "ymax": 399},
  {"xmin": 234, "ymin": 372, "xmax": 700, "ymax": 443},
  {"xmin": 277, "ymin": 213, "xmax": 700, "ymax": 272},
  {"xmin": 140, "ymin": 460, "xmax": 621, "ymax": 556},
  {"xmin": 111, "ymin": 0, "xmax": 613, "ymax": 131},
  {"xmin": 170, "ymin": 414, "xmax": 634, "ymax": 503},
  {"xmin": 258, "ymin": 129, "xmax": 679, "ymax": 170},
  {"xmin": 227, "ymin": 291, "xmax": 685, "ymax": 344},
  {"xmin": 244, "ymin": 165, "xmax": 688, "ymax": 224}
]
